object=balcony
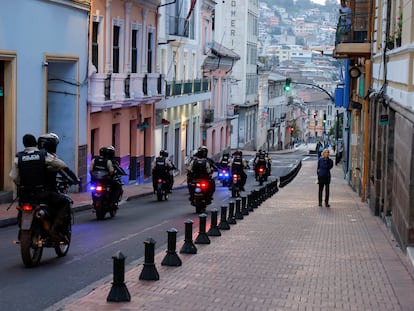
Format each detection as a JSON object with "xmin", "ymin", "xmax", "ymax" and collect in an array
[
  {"xmin": 165, "ymin": 78, "xmax": 210, "ymax": 97},
  {"xmin": 333, "ymin": 11, "xmax": 371, "ymax": 59},
  {"xmin": 88, "ymin": 72, "xmax": 164, "ymax": 112},
  {"xmin": 167, "ymin": 15, "xmax": 195, "ymax": 39}
]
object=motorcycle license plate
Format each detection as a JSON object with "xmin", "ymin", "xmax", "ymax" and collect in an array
[
  {"xmin": 21, "ymin": 210, "xmax": 34, "ymax": 230},
  {"xmin": 195, "ymin": 187, "xmax": 201, "ymax": 193}
]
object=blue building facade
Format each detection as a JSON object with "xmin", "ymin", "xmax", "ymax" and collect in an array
[{"xmin": 0, "ymin": 0, "xmax": 90, "ymax": 193}]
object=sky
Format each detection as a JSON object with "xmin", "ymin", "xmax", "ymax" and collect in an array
[{"xmin": 311, "ymin": 0, "xmax": 326, "ymax": 5}]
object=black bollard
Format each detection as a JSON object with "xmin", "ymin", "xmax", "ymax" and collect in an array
[
  {"xmin": 180, "ymin": 219, "xmax": 197, "ymax": 254},
  {"xmin": 161, "ymin": 228, "xmax": 182, "ymax": 266},
  {"xmin": 207, "ymin": 208, "xmax": 221, "ymax": 236},
  {"xmin": 247, "ymin": 193, "xmax": 254, "ymax": 212},
  {"xmin": 261, "ymin": 186, "xmax": 266, "ymax": 202},
  {"xmin": 258, "ymin": 187, "xmax": 263, "ymax": 205},
  {"xmin": 139, "ymin": 238, "xmax": 160, "ymax": 281},
  {"xmin": 195, "ymin": 213, "xmax": 211, "ymax": 244},
  {"xmin": 218, "ymin": 205, "xmax": 230, "ymax": 230},
  {"xmin": 227, "ymin": 201, "xmax": 237, "ymax": 224},
  {"xmin": 253, "ymin": 189, "xmax": 260, "ymax": 208},
  {"xmin": 241, "ymin": 196, "xmax": 249, "ymax": 215},
  {"xmin": 263, "ymin": 184, "xmax": 268, "ymax": 200},
  {"xmin": 235, "ymin": 198, "xmax": 243, "ymax": 219},
  {"xmin": 107, "ymin": 251, "xmax": 131, "ymax": 302}
]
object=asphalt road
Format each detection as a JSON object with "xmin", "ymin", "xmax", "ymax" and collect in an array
[{"xmin": 0, "ymin": 152, "xmax": 304, "ymax": 311}]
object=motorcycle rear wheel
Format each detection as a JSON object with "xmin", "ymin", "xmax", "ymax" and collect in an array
[
  {"xmin": 20, "ymin": 230, "xmax": 43, "ymax": 268},
  {"xmin": 54, "ymin": 220, "xmax": 71, "ymax": 257},
  {"xmin": 157, "ymin": 188, "xmax": 163, "ymax": 201},
  {"xmin": 95, "ymin": 205, "xmax": 106, "ymax": 220},
  {"xmin": 109, "ymin": 203, "xmax": 117, "ymax": 218},
  {"xmin": 195, "ymin": 202, "xmax": 206, "ymax": 214}
]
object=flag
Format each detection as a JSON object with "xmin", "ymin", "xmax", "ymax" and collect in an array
[{"xmin": 186, "ymin": 0, "xmax": 197, "ymax": 20}]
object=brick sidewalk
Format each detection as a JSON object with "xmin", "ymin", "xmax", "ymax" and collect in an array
[{"xmin": 46, "ymin": 160, "xmax": 414, "ymax": 311}]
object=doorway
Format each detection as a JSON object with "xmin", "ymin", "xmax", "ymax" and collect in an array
[{"xmin": 46, "ymin": 60, "xmax": 78, "ymax": 171}]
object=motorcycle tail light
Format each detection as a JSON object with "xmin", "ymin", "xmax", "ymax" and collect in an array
[
  {"xmin": 157, "ymin": 178, "xmax": 163, "ymax": 183},
  {"xmin": 233, "ymin": 174, "xmax": 239, "ymax": 181},
  {"xmin": 95, "ymin": 185, "xmax": 104, "ymax": 193},
  {"xmin": 196, "ymin": 181, "xmax": 208, "ymax": 190},
  {"xmin": 259, "ymin": 167, "xmax": 264, "ymax": 173},
  {"xmin": 22, "ymin": 204, "xmax": 33, "ymax": 211}
]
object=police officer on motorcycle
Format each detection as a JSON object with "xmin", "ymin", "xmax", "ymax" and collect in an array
[
  {"xmin": 10, "ymin": 134, "xmax": 75, "ymax": 242},
  {"xmin": 187, "ymin": 146, "xmax": 215, "ymax": 202},
  {"xmin": 229, "ymin": 150, "xmax": 248, "ymax": 191},
  {"xmin": 152, "ymin": 150, "xmax": 175, "ymax": 193},
  {"xmin": 218, "ymin": 151, "xmax": 230, "ymax": 169},
  {"xmin": 90, "ymin": 146, "xmax": 126, "ymax": 206},
  {"xmin": 253, "ymin": 149, "xmax": 269, "ymax": 180},
  {"xmin": 38, "ymin": 133, "xmax": 80, "ymax": 189}
]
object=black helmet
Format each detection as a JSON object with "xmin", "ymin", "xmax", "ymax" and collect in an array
[
  {"xmin": 38, "ymin": 132, "xmax": 59, "ymax": 153},
  {"xmin": 233, "ymin": 150, "xmax": 242, "ymax": 156},
  {"xmin": 198, "ymin": 146, "xmax": 208, "ymax": 158},
  {"xmin": 164, "ymin": 151, "xmax": 169, "ymax": 157},
  {"xmin": 99, "ymin": 145, "xmax": 115, "ymax": 158},
  {"xmin": 159, "ymin": 150, "xmax": 165, "ymax": 157}
]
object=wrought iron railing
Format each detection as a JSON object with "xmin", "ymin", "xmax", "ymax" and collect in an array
[{"xmin": 165, "ymin": 78, "xmax": 210, "ymax": 97}]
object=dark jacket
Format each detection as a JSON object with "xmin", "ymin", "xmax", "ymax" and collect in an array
[{"xmin": 317, "ymin": 157, "xmax": 333, "ymax": 182}]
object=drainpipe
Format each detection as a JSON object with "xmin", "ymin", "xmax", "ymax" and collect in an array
[{"xmin": 361, "ymin": 59, "xmax": 371, "ymax": 202}]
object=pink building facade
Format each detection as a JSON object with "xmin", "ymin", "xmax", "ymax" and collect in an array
[{"xmin": 88, "ymin": 0, "xmax": 162, "ymax": 185}]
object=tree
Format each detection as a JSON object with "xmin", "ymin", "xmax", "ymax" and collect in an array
[{"xmin": 329, "ymin": 118, "xmax": 343, "ymax": 139}]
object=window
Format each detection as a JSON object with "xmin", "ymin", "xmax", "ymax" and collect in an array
[
  {"xmin": 113, "ymin": 25, "xmax": 120, "ymax": 73},
  {"xmin": 147, "ymin": 32, "xmax": 153, "ymax": 73},
  {"xmin": 161, "ymin": 49, "xmax": 167, "ymax": 75},
  {"xmin": 112, "ymin": 123, "xmax": 120, "ymax": 154},
  {"xmin": 92, "ymin": 22, "xmax": 99, "ymax": 72},
  {"xmin": 91, "ymin": 128, "xmax": 98, "ymax": 157},
  {"xmin": 131, "ymin": 29, "xmax": 138, "ymax": 73},
  {"xmin": 184, "ymin": 51, "xmax": 188, "ymax": 80}
]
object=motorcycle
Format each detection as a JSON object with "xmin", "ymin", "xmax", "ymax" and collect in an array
[
  {"xmin": 14, "ymin": 177, "xmax": 73, "ymax": 268},
  {"xmin": 90, "ymin": 170, "xmax": 121, "ymax": 220},
  {"xmin": 256, "ymin": 165, "xmax": 268, "ymax": 186},
  {"xmin": 231, "ymin": 173, "xmax": 242, "ymax": 198},
  {"xmin": 154, "ymin": 175, "xmax": 169, "ymax": 201},
  {"xmin": 217, "ymin": 167, "xmax": 231, "ymax": 187},
  {"xmin": 189, "ymin": 178, "xmax": 212, "ymax": 214}
]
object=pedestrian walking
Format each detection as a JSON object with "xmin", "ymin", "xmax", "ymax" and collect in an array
[
  {"xmin": 317, "ymin": 148, "xmax": 333, "ymax": 207},
  {"xmin": 316, "ymin": 141, "xmax": 323, "ymax": 158}
]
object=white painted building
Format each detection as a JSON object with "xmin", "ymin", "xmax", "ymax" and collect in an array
[
  {"xmin": 156, "ymin": 0, "xmax": 209, "ymax": 172},
  {"xmin": 257, "ymin": 72, "xmax": 287, "ymax": 151},
  {"xmin": 215, "ymin": 0, "xmax": 260, "ymax": 150}
]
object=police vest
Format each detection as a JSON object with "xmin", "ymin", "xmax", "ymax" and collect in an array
[
  {"xmin": 232, "ymin": 156, "xmax": 243, "ymax": 172},
  {"xmin": 192, "ymin": 158, "xmax": 208, "ymax": 175},
  {"xmin": 221, "ymin": 155, "xmax": 229, "ymax": 165},
  {"xmin": 93, "ymin": 156, "xmax": 109, "ymax": 172},
  {"xmin": 155, "ymin": 156, "xmax": 167, "ymax": 172},
  {"xmin": 17, "ymin": 150, "xmax": 47, "ymax": 189}
]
